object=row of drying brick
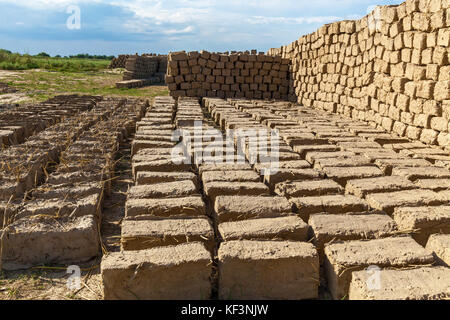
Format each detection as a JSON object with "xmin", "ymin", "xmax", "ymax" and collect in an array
[
  {"xmin": 272, "ymin": 0, "xmax": 450, "ymax": 149},
  {"xmin": 0, "ymin": 97, "xmax": 120, "ymax": 207},
  {"xmin": 101, "ymin": 96, "xmax": 214, "ymax": 299},
  {"xmin": 101, "ymin": 97, "xmax": 320, "ymax": 299},
  {"xmin": 167, "ymin": 50, "xmax": 290, "ymax": 100},
  {"xmin": 0, "ymin": 98, "xmax": 147, "ymax": 270},
  {"xmin": 205, "ymin": 97, "xmax": 450, "ymax": 299},
  {"xmin": 0, "ymin": 95, "xmax": 102, "ymax": 149},
  {"xmin": 228, "ymin": 98, "xmax": 450, "ymax": 243}
]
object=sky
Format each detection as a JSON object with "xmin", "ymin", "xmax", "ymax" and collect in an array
[{"xmin": 0, "ymin": 0, "xmax": 404, "ymax": 56}]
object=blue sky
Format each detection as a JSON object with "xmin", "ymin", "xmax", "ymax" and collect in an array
[{"xmin": 0, "ymin": 0, "xmax": 403, "ymax": 56}]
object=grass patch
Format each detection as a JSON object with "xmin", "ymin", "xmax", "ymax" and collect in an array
[
  {"xmin": 6, "ymin": 69, "xmax": 169, "ymax": 102},
  {"xmin": 0, "ymin": 50, "xmax": 110, "ymax": 72}
]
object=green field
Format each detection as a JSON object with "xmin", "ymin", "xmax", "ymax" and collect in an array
[
  {"xmin": 0, "ymin": 50, "xmax": 111, "ymax": 72},
  {"xmin": 0, "ymin": 50, "xmax": 169, "ymax": 102}
]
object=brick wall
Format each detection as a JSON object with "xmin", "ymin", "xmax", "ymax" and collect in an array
[
  {"xmin": 166, "ymin": 50, "xmax": 291, "ymax": 100},
  {"xmin": 270, "ymin": 0, "xmax": 449, "ymax": 149}
]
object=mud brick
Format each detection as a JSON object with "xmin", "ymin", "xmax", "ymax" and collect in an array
[
  {"xmin": 309, "ymin": 213, "xmax": 398, "ymax": 259},
  {"xmin": 131, "ymin": 140, "xmax": 175, "ymax": 155},
  {"xmin": 291, "ymin": 194, "xmax": 369, "ymax": 222},
  {"xmin": 435, "ymin": 81, "xmax": 450, "ymax": 101},
  {"xmin": 136, "ymin": 171, "xmax": 197, "ymax": 186},
  {"xmin": 346, "ymin": 176, "xmax": 419, "ymax": 198},
  {"xmin": 323, "ymin": 166, "xmax": 384, "ymax": 186},
  {"xmin": 426, "ymin": 234, "xmax": 450, "ymax": 266},
  {"xmin": 366, "ymin": 189, "xmax": 446, "ymax": 214},
  {"xmin": 214, "ymin": 195, "xmax": 292, "ymax": 223},
  {"xmin": 324, "ymin": 236, "xmax": 434, "ymax": 300},
  {"xmin": 204, "ymin": 181, "xmax": 269, "ymax": 201},
  {"xmin": 126, "ymin": 196, "xmax": 206, "ymax": 218},
  {"xmin": 132, "ymin": 159, "xmax": 191, "ymax": 178},
  {"xmin": 284, "ymin": 134, "xmax": 328, "ymax": 147},
  {"xmin": 415, "ymin": 178, "xmax": 450, "ymax": 191},
  {"xmin": 218, "ymin": 215, "xmax": 309, "ymax": 242},
  {"xmin": 305, "ymin": 151, "xmax": 356, "ymax": 164},
  {"xmin": 128, "ymin": 181, "xmax": 198, "ymax": 199},
  {"xmin": 275, "ymin": 180, "xmax": 344, "ymax": 197},
  {"xmin": 392, "ymin": 166, "xmax": 450, "ymax": 181},
  {"xmin": 338, "ymin": 141, "xmax": 382, "ymax": 149},
  {"xmin": 101, "ymin": 242, "xmax": 212, "ymax": 300},
  {"xmin": 202, "ymin": 170, "xmax": 260, "ymax": 183},
  {"xmin": 1, "ymin": 215, "xmax": 100, "ymax": 270},
  {"xmin": 393, "ymin": 206, "xmax": 450, "ymax": 245},
  {"xmin": 121, "ymin": 217, "xmax": 215, "ymax": 252},
  {"xmin": 263, "ymin": 168, "xmax": 323, "ymax": 186},
  {"xmin": 314, "ymin": 157, "xmax": 373, "ymax": 170},
  {"xmin": 349, "ymin": 267, "xmax": 450, "ymax": 300},
  {"xmin": 258, "ymin": 160, "xmax": 311, "ymax": 170},
  {"xmin": 293, "ymin": 145, "xmax": 340, "ymax": 157},
  {"xmin": 355, "ymin": 149, "xmax": 400, "ymax": 161},
  {"xmin": 218, "ymin": 240, "xmax": 319, "ymax": 300},
  {"xmin": 198, "ymin": 163, "xmax": 252, "ymax": 177}
]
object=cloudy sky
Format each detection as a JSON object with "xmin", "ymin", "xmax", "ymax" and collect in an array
[{"xmin": 0, "ymin": 0, "xmax": 403, "ymax": 56}]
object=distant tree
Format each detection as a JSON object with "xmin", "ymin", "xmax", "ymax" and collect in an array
[{"xmin": 36, "ymin": 52, "xmax": 50, "ymax": 57}]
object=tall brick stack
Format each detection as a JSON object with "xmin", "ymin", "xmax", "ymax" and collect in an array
[
  {"xmin": 108, "ymin": 55, "xmax": 130, "ymax": 69},
  {"xmin": 270, "ymin": 0, "xmax": 449, "ymax": 149},
  {"xmin": 166, "ymin": 50, "xmax": 291, "ymax": 100},
  {"xmin": 116, "ymin": 54, "xmax": 168, "ymax": 88}
]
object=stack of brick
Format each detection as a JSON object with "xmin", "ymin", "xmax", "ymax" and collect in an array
[
  {"xmin": 269, "ymin": 0, "xmax": 450, "ymax": 150},
  {"xmin": 108, "ymin": 55, "xmax": 130, "ymax": 69},
  {"xmin": 166, "ymin": 50, "xmax": 291, "ymax": 100},
  {"xmin": 116, "ymin": 55, "xmax": 168, "ymax": 88}
]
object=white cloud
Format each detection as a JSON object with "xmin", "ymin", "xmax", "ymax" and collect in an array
[
  {"xmin": 163, "ymin": 25, "xmax": 194, "ymax": 35},
  {"xmin": 248, "ymin": 16, "xmax": 342, "ymax": 25}
]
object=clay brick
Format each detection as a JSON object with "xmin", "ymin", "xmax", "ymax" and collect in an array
[
  {"xmin": 121, "ymin": 217, "xmax": 215, "ymax": 251},
  {"xmin": 291, "ymin": 194, "xmax": 369, "ymax": 222},
  {"xmin": 263, "ymin": 168, "xmax": 322, "ymax": 186},
  {"xmin": 349, "ymin": 267, "xmax": 450, "ymax": 300},
  {"xmin": 415, "ymin": 178, "xmax": 450, "ymax": 191},
  {"xmin": 214, "ymin": 195, "xmax": 292, "ymax": 223},
  {"xmin": 218, "ymin": 215, "xmax": 309, "ymax": 242},
  {"xmin": 309, "ymin": 213, "xmax": 398, "ymax": 257},
  {"xmin": 201, "ymin": 170, "xmax": 260, "ymax": 183},
  {"xmin": 2, "ymin": 215, "xmax": 100, "ymax": 270},
  {"xmin": 128, "ymin": 181, "xmax": 198, "ymax": 199},
  {"xmin": 366, "ymin": 189, "xmax": 446, "ymax": 214},
  {"xmin": 126, "ymin": 197, "xmax": 206, "ymax": 218},
  {"xmin": 204, "ymin": 181, "xmax": 269, "ymax": 201},
  {"xmin": 218, "ymin": 240, "xmax": 319, "ymax": 300},
  {"xmin": 346, "ymin": 176, "xmax": 418, "ymax": 198},
  {"xmin": 426, "ymin": 234, "xmax": 450, "ymax": 266},
  {"xmin": 374, "ymin": 158, "xmax": 432, "ymax": 174},
  {"xmin": 392, "ymin": 166, "xmax": 450, "ymax": 180},
  {"xmin": 393, "ymin": 206, "xmax": 450, "ymax": 245},
  {"xmin": 322, "ymin": 166, "xmax": 384, "ymax": 186},
  {"xmin": 101, "ymin": 242, "xmax": 212, "ymax": 300},
  {"xmin": 324, "ymin": 236, "xmax": 434, "ymax": 299},
  {"xmin": 275, "ymin": 180, "xmax": 344, "ymax": 197},
  {"xmin": 136, "ymin": 171, "xmax": 197, "ymax": 186}
]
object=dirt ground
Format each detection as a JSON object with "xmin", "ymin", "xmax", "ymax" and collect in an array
[{"xmin": 0, "ymin": 261, "xmax": 103, "ymax": 300}]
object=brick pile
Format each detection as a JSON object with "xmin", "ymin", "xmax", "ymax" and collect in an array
[
  {"xmin": 108, "ymin": 55, "xmax": 130, "ymax": 69},
  {"xmin": 269, "ymin": 0, "xmax": 450, "ymax": 150},
  {"xmin": 166, "ymin": 50, "xmax": 291, "ymax": 100},
  {"xmin": 116, "ymin": 54, "xmax": 168, "ymax": 88}
]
